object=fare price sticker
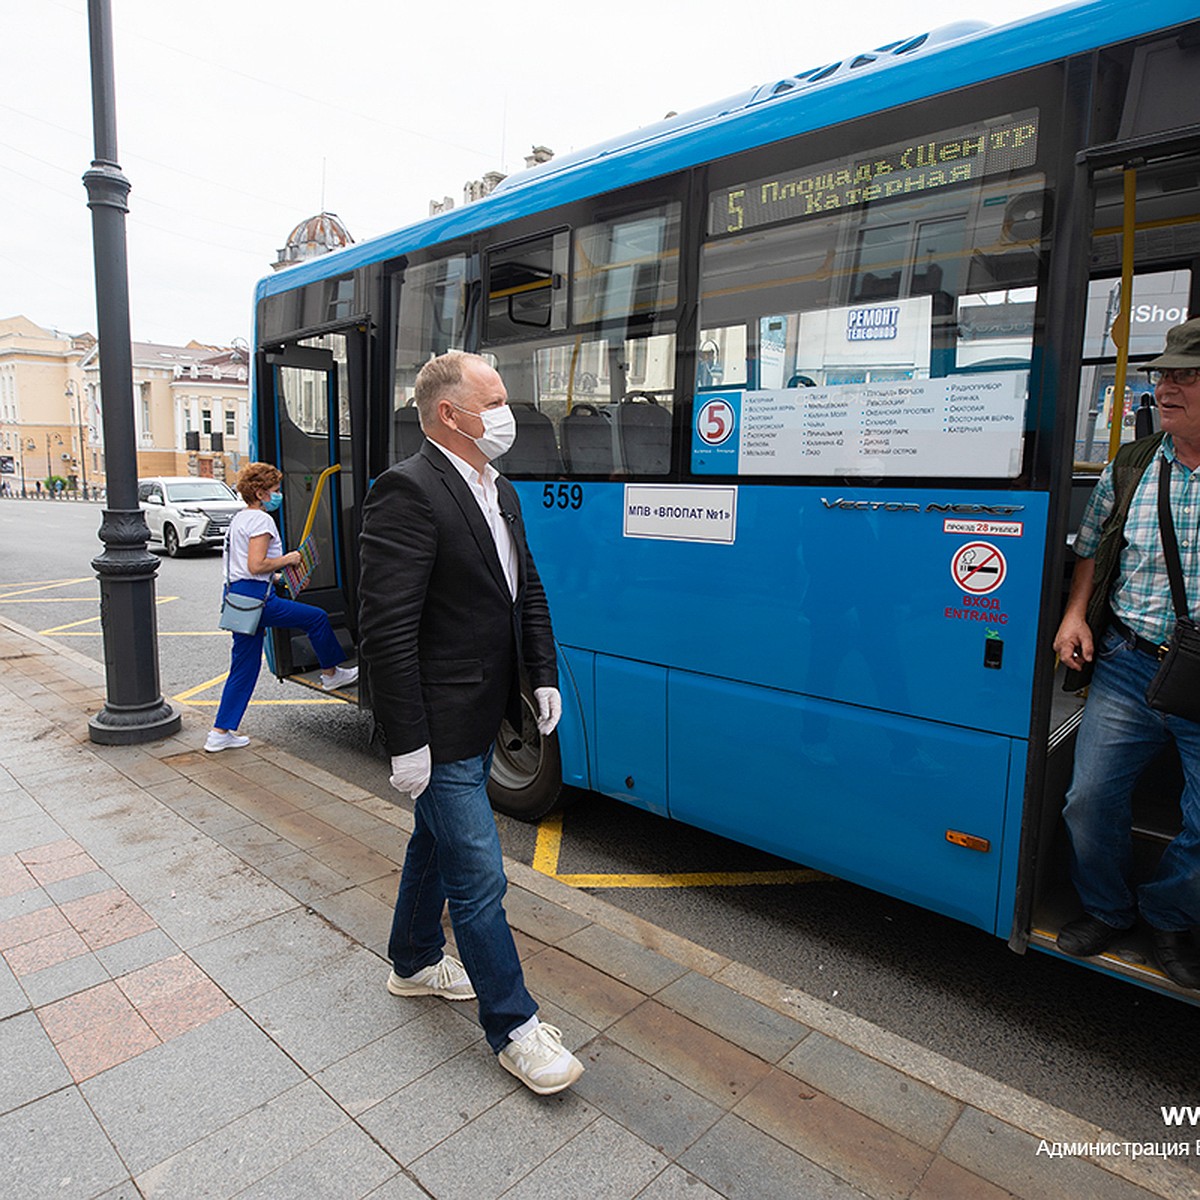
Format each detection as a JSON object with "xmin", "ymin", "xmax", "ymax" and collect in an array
[{"xmin": 943, "ymin": 518, "xmax": 1023, "ymax": 538}]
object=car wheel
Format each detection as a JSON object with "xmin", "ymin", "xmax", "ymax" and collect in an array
[
  {"xmin": 488, "ymin": 685, "xmax": 563, "ymax": 822},
  {"xmin": 163, "ymin": 524, "xmax": 181, "ymax": 557}
]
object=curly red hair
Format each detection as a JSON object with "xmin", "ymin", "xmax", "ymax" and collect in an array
[{"xmin": 235, "ymin": 462, "xmax": 282, "ymax": 504}]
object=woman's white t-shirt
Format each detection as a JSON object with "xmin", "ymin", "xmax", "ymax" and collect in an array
[{"xmin": 226, "ymin": 509, "xmax": 281, "ymax": 582}]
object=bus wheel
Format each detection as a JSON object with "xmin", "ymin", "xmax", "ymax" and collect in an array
[{"xmin": 488, "ymin": 689, "xmax": 563, "ymax": 822}]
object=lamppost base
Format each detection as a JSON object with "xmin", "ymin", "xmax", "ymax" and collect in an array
[{"xmin": 88, "ymin": 700, "xmax": 181, "ymax": 746}]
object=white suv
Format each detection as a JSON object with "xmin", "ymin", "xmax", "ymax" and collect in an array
[{"xmin": 138, "ymin": 476, "xmax": 245, "ymax": 556}]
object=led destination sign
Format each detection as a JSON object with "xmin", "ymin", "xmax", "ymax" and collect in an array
[{"xmin": 709, "ymin": 110, "xmax": 1039, "ymax": 236}]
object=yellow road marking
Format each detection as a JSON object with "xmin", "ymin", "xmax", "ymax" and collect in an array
[
  {"xmin": 48, "ymin": 630, "xmax": 228, "ymax": 636},
  {"xmin": 0, "ymin": 578, "xmax": 91, "ymax": 599},
  {"xmin": 532, "ymin": 813, "xmax": 565, "ymax": 875},
  {"xmin": 553, "ymin": 869, "xmax": 829, "ymax": 888},
  {"xmin": 172, "ymin": 672, "xmax": 342, "ymax": 706},
  {"xmin": 532, "ymin": 811, "xmax": 829, "ymax": 890},
  {"xmin": 38, "ymin": 596, "xmax": 177, "ymax": 636},
  {"xmin": 39, "ymin": 613, "xmax": 104, "ymax": 634},
  {"xmin": 173, "ymin": 671, "xmax": 230, "ymax": 702},
  {"xmin": 4, "ymin": 597, "xmax": 102, "ymax": 603},
  {"xmin": 182, "ymin": 698, "xmax": 345, "ymax": 706}
]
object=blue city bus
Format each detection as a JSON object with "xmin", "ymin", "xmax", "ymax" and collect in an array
[{"xmin": 250, "ymin": 0, "xmax": 1200, "ymax": 1002}]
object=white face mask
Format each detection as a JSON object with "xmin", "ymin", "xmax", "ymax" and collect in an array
[{"xmin": 454, "ymin": 403, "xmax": 517, "ymax": 460}]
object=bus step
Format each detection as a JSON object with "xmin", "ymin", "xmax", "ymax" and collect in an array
[{"xmin": 283, "ymin": 669, "xmax": 360, "ymax": 699}]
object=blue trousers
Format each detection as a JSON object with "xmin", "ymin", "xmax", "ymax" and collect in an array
[
  {"xmin": 214, "ymin": 579, "xmax": 346, "ymax": 731},
  {"xmin": 387, "ymin": 748, "xmax": 537, "ymax": 1052},
  {"xmin": 1063, "ymin": 624, "xmax": 1200, "ymax": 932}
]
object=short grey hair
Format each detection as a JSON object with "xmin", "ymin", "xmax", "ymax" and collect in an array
[{"xmin": 413, "ymin": 352, "xmax": 485, "ymax": 430}]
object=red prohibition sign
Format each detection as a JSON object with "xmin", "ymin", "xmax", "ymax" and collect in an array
[{"xmin": 951, "ymin": 541, "xmax": 1007, "ymax": 594}]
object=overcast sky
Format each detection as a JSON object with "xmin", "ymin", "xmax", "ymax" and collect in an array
[{"xmin": 3, "ymin": 0, "xmax": 1067, "ymax": 348}]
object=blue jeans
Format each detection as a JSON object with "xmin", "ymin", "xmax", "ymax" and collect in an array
[
  {"xmin": 388, "ymin": 748, "xmax": 536, "ymax": 1052},
  {"xmin": 214, "ymin": 579, "xmax": 347, "ymax": 731},
  {"xmin": 1062, "ymin": 625, "xmax": 1200, "ymax": 932}
]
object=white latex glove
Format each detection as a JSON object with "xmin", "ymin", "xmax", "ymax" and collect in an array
[
  {"xmin": 533, "ymin": 687, "xmax": 562, "ymax": 737},
  {"xmin": 390, "ymin": 745, "xmax": 431, "ymax": 797}
]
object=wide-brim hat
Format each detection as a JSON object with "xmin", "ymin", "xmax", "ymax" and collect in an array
[{"xmin": 1144, "ymin": 317, "xmax": 1200, "ymax": 370}]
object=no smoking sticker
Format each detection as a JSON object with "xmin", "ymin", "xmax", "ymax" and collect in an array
[{"xmin": 951, "ymin": 541, "xmax": 1007, "ymax": 594}]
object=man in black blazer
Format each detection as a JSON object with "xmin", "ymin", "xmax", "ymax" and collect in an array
[{"xmin": 359, "ymin": 352, "xmax": 583, "ymax": 1095}]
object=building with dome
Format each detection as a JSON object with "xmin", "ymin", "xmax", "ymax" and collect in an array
[{"xmin": 272, "ymin": 212, "xmax": 354, "ymax": 271}]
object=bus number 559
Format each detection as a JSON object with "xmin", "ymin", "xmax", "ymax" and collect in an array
[{"xmin": 543, "ymin": 483, "xmax": 584, "ymax": 510}]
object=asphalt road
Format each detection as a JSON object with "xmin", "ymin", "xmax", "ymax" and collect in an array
[{"xmin": 2, "ymin": 496, "xmax": 1196, "ymax": 1160}]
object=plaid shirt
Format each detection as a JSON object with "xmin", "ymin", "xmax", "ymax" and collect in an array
[{"xmin": 1075, "ymin": 436, "xmax": 1200, "ymax": 645}]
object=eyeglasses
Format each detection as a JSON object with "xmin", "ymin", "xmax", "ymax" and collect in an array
[{"xmin": 1146, "ymin": 368, "xmax": 1199, "ymax": 387}]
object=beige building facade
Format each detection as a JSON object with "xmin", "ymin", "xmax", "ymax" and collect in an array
[
  {"xmin": 80, "ymin": 339, "xmax": 251, "ymax": 484},
  {"xmin": 0, "ymin": 316, "xmax": 250, "ymax": 496},
  {"xmin": 0, "ymin": 316, "xmax": 94, "ymax": 495}
]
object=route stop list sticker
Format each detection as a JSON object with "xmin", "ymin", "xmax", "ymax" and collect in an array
[{"xmin": 951, "ymin": 541, "xmax": 1007, "ymax": 595}]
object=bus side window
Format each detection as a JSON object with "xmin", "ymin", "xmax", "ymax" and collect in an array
[
  {"xmin": 486, "ymin": 232, "xmax": 569, "ymax": 341},
  {"xmin": 489, "ymin": 332, "xmax": 677, "ymax": 479},
  {"xmin": 391, "ymin": 255, "xmax": 469, "ymax": 465},
  {"xmin": 696, "ymin": 328, "xmax": 748, "ymax": 390},
  {"xmin": 1074, "ymin": 267, "xmax": 1192, "ymax": 468}
]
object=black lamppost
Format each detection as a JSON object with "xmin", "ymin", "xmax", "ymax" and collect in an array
[
  {"xmin": 65, "ymin": 382, "xmax": 90, "ymax": 499},
  {"xmin": 82, "ymin": 0, "xmax": 179, "ymax": 744},
  {"xmin": 45, "ymin": 432, "xmax": 62, "ymax": 492}
]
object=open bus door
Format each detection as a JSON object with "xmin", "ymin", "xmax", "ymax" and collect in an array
[
  {"xmin": 261, "ymin": 337, "xmax": 364, "ymax": 695},
  {"xmin": 1018, "ymin": 117, "xmax": 1200, "ymax": 997}
]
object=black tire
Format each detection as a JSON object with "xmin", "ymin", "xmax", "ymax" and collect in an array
[
  {"xmin": 163, "ymin": 524, "xmax": 181, "ymax": 557},
  {"xmin": 488, "ymin": 687, "xmax": 563, "ymax": 821}
]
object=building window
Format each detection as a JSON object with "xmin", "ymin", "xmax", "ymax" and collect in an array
[
  {"xmin": 225, "ymin": 409, "xmax": 236, "ymax": 438},
  {"xmin": 202, "ymin": 407, "xmax": 212, "ymax": 434}
]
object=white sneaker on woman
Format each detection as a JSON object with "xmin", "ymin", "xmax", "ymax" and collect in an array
[
  {"xmin": 205, "ymin": 730, "xmax": 250, "ymax": 752},
  {"xmin": 321, "ymin": 664, "xmax": 359, "ymax": 691}
]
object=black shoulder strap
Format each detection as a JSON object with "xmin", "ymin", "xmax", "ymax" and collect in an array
[{"xmin": 1157, "ymin": 456, "xmax": 1190, "ymax": 619}]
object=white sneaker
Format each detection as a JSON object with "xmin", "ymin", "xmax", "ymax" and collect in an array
[
  {"xmin": 204, "ymin": 730, "xmax": 250, "ymax": 753},
  {"xmin": 321, "ymin": 664, "xmax": 359, "ymax": 691},
  {"xmin": 499, "ymin": 1022, "xmax": 584, "ymax": 1095},
  {"xmin": 386, "ymin": 955, "xmax": 476, "ymax": 1000}
]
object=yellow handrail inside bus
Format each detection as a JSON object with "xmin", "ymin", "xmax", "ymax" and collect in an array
[
  {"xmin": 298, "ymin": 463, "xmax": 341, "ymax": 544},
  {"xmin": 1107, "ymin": 167, "xmax": 1138, "ymax": 463}
]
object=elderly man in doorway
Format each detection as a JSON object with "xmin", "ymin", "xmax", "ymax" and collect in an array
[{"xmin": 1053, "ymin": 317, "xmax": 1200, "ymax": 989}]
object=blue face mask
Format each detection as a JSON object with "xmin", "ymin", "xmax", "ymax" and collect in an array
[{"xmin": 263, "ymin": 491, "xmax": 282, "ymax": 513}]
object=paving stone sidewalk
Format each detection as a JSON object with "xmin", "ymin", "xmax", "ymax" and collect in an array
[{"xmin": 0, "ymin": 614, "xmax": 1195, "ymax": 1200}]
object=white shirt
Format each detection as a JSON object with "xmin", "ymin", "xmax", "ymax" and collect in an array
[
  {"xmin": 429, "ymin": 441, "xmax": 518, "ymax": 599},
  {"xmin": 226, "ymin": 508, "xmax": 281, "ymax": 582}
]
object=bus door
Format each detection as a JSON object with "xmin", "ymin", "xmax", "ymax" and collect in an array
[
  {"xmin": 263, "ymin": 336, "xmax": 364, "ymax": 691},
  {"xmin": 1021, "ymin": 114, "xmax": 1200, "ymax": 990}
]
